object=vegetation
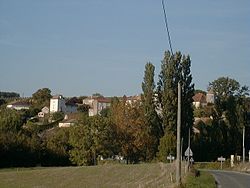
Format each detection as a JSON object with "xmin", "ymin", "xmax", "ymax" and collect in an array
[
  {"xmin": 0, "ymin": 51, "xmax": 249, "ymax": 169},
  {"xmin": 32, "ymin": 88, "xmax": 52, "ymax": 110},
  {"xmin": 142, "ymin": 62, "xmax": 163, "ymax": 160},
  {"xmin": 0, "ymin": 91, "xmax": 20, "ymax": 99},
  {"xmin": 157, "ymin": 51, "xmax": 194, "ymax": 161},
  {"xmin": 184, "ymin": 171, "xmax": 216, "ymax": 188},
  {"xmin": 192, "ymin": 77, "xmax": 249, "ymax": 161}
]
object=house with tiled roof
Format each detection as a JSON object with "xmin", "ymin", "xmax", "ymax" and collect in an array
[
  {"xmin": 83, "ymin": 96, "xmax": 111, "ymax": 116},
  {"xmin": 7, "ymin": 101, "xmax": 31, "ymax": 110},
  {"xmin": 193, "ymin": 93, "xmax": 207, "ymax": 108}
]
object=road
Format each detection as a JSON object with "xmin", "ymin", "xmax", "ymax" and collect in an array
[{"xmin": 208, "ymin": 170, "xmax": 250, "ymax": 188}]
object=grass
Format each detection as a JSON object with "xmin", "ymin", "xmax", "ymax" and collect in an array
[
  {"xmin": 183, "ymin": 171, "xmax": 216, "ymax": 188},
  {"xmin": 0, "ymin": 163, "xmax": 176, "ymax": 188}
]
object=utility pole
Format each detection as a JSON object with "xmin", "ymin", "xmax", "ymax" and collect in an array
[
  {"xmin": 188, "ymin": 128, "xmax": 191, "ymax": 171},
  {"xmin": 176, "ymin": 82, "xmax": 181, "ymax": 185},
  {"xmin": 243, "ymin": 126, "xmax": 245, "ymax": 163}
]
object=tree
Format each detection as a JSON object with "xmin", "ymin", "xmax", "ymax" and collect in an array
[
  {"xmin": 207, "ymin": 77, "xmax": 249, "ymax": 158},
  {"xmin": 92, "ymin": 93, "xmax": 103, "ymax": 98},
  {"xmin": 0, "ymin": 109, "xmax": 24, "ymax": 132},
  {"xmin": 51, "ymin": 112, "xmax": 64, "ymax": 121},
  {"xmin": 69, "ymin": 115, "xmax": 115, "ymax": 166},
  {"xmin": 111, "ymin": 99, "xmax": 151, "ymax": 163},
  {"xmin": 77, "ymin": 104, "xmax": 90, "ymax": 114},
  {"xmin": 209, "ymin": 77, "xmax": 241, "ymax": 98},
  {"xmin": 42, "ymin": 127, "xmax": 71, "ymax": 166},
  {"xmin": 141, "ymin": 62, "xmax": 163, "ymax": 160},
  {"xmin": 0, "ymin": 91, "xmax": 20, "ymax": 98},
  {"xmin": 157, "ymin": 132, "xmax": 176, "ymax": 162},
  {"xmin": 180, "ymin": 54, "xmax": 195, "ymax": 150},
  {"xmin": 32, "ymin": 88, "xmax": 52, "ymax": 109},
  {"xmin": 157, "ymin": 51, "xmax": 194, "ymax": 158}
]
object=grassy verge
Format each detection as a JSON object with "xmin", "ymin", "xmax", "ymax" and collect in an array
[
  {"xmin": 0, "ymin": 163, "xmax": 176, "ymax": 188},
  {"xmin": 183, "ymin": 171, "xmax": 216, "ymax": 188}
]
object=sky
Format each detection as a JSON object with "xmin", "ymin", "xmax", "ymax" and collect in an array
[{"xmin": 0, "ymin": 0, "xmax": 249, "ymax": 97}]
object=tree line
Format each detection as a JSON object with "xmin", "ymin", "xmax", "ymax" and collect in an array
[{"xmin": 0, "ymin": 50, "xmax": 249, "ymax": 167}]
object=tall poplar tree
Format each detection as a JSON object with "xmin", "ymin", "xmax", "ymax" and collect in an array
[
  {"xmin": 180, "ymin": 55, "xmax": 195, "ymax": 150},
  {"xmin": 157, "ymin": 51, "xmax": 194, "ymax": 160},
  {"xmin": 142, "ymin": 62, "xmax": 163, "ymax": 160}
]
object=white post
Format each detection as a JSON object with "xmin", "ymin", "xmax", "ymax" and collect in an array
[{"xmin": 231, "ymin": 155, "xmax": 234, "ymax": 167}]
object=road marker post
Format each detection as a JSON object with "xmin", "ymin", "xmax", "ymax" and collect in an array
[{"xmin": 218, "ymin": 156, "xmax": 226, "ymax": 169}]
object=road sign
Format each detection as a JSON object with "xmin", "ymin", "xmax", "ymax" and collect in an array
[
  {"xmin": 184, "ymin": 147, "xmax": 193, "ymax": 157},
  {"xmin": 167, "ymin": 155, "xmax": 175, "ymax": 160},
  {"xmin": 217, "ymin": 157, "xmax": 226, "ymax": 162},
  {"xmin": 218, "ymin": 156, "xmax": 226, "ymax": 169},
  {"xmin": 167, "ymin": 155, "xmax": 175, "ymax": 163},
  {"xmin": 190, "ymin": 157, "xmax": 194, "ymax": 163}
]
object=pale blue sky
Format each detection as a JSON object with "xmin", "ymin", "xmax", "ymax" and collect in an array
[{"xmin": 0, "ymin": 0, "xmax": 249, "ymax": 97}]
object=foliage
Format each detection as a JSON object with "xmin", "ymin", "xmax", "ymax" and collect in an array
[
  {"xmin": 111, "ymin": 100, "xmax": 154, "ymax": 163},
  {"xmin": 92, "ymin": 93, "xmax": 103, "ymax": 98},
  {"xmin": 42, "ymin": 128, "xmax": 71, "ymax": 166},
  {"xmin": 141, "ymin": 62, "xmax": 163, "ymax": 160},
  {"xmin": 0, "ymin": 98, "xmax": 6, "ymax": 106},
  {"xmin": 192, "ymin": 77, "xmax": 249, "ymax": 161},
  {"xmin": 51, "ymin": 111, "xmax": 64, "ymax": 121},
  {"xmin": 100, "ymin": 108, "xmax": 111, "ymax": 117},
  {"xmin": 157, "ymin": 51, "xmax": 194, "ymax": 159},
  {"xmin": 0, "ymin": 91, "xmax": 20, "ymax": 98},
  {"xmin": 0, "ymin": 109, "xmax": 24, "ymax": 132},
  {"xmin": 32, "ymin": 88, "xmax": 52, "ymax": 109},
  {"xmin": 194, "ymin": 89, "xmax": 206, "ymax": 95},
  {"xmin": 184, "ymin": 171, "xmax": 216, "ymax": 188},
  {"xmin": 194, "ymin": 161, "xmax": 231, "ymax": 170},
  {"xmin": 69, "ymin": 115, "xmax": 115, "ymax": 166},
  {"xmin": 77, "ymin": 104, "xmax": 90, "ymax": 114},
  {"xmin": 0, "ymin": 131, "xmax": 40, "ymax": 167},
  {"xmin": 157, "ymin": 132, "xmax": 176, "ymax": 162}
]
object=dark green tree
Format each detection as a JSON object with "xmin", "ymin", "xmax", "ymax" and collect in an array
[
  {"xmin": 157, "ymin": 51, "xmax": 194, "ymax": 159},
  {"xmin": 42, "ymin": 127, "xmax": 71, "ymax": 166},
  {"xmin": 32, "ymin": 88, "xmax": 52, "ymax": 109},
  {"xmin": 180, "ymin": 55, "xmax": 195, "ymax": 150},
  {"xmin": 69, "ymin": 115, "xmax": 115, "ymax": 166},
  {"xmin": 207, "ymin": 77, "xmax": 249, "ymax": 158},
  {"xmin": 142, "ymin": 62, "xmax": 163, "ymax": 160}
]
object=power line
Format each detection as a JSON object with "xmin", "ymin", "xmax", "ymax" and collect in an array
[{"xmin": 161, "ymin": 0, "xmax": 174, "ymax": 55}]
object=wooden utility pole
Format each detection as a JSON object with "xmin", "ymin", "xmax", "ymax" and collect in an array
[
  {"xmin": 243, "ymin": 126, "xmax": 245, "ymax": 163},
  {"xmin": 176, "ymin": 82, "xmax": 181, "ymax": 185},
  {"xmin": 188, "ymin": 128, "xmax": 191, "ymax": 170}
]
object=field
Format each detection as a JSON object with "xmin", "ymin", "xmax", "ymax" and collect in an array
[{"xmin": 0, "ymin": 163, "xmax": 176, "ymax": 188}]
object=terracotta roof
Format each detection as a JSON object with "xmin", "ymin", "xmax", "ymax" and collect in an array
[
  {"xmin": 51, "ymin": 95, "xmax": 64, "ymax": 99},
  {"xmin": 9, "ymin": 101, "xmax": 31, "ymax": 106},
  {"xmin": 96, "ymin": 97, "xmax": 111, "ymax": 103},
  {"xmin": 193, "ymin": 93, "xmax": 206, "ymax": 103}
]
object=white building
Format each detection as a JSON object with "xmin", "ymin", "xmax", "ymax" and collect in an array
[
  {"xmin": 50, "ymin": 95, "xmax": 78, "ymax": 114},
  {"xmin": 59, "ymin": 119, "xmax": 76, "ymax": 128},
  {"xmin": 50, "ymin": 95, "xmax": 66, "ymax": 113}
]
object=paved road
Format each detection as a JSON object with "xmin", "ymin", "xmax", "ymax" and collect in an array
[{"xmin": 208, "ymin": 170, "xmax": 250, "ymax": 188}]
